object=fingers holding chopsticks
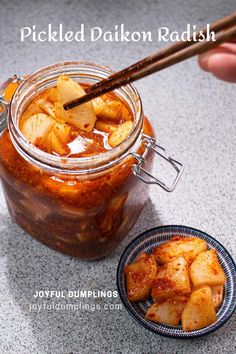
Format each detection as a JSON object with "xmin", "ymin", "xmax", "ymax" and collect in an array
[{"xmin": 198, "ymin": 41, "xmax": 236, "ymax": 82}]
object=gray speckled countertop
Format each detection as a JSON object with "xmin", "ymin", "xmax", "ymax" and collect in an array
[{"xmin": 0, "ymin": 0, "xmax": 235, "ymax": 353}]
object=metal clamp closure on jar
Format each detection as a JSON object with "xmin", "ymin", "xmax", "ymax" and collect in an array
[
  {"xmin": 0, "ymin": 75, "xmax": 24, "ymax": 132},
  {"xmin": 131, "ymin": 134, "xmax": 184, "ymax": 192}
]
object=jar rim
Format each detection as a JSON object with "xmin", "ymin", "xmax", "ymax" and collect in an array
[{"xmin": 8, "ymin": 61, "xmax": 143, "ymax": 175}]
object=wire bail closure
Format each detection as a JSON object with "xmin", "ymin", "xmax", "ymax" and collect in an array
[
  {"xmin": 131, "ymin": 134, "xmax": 184, "ymax": 192},
  {"xmin": 0, "ymin": 74, "xmax": 24, "ymax": 133}
]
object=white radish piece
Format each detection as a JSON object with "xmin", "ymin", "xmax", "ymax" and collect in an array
[
  {"xmin": 92, "ymin": 97, "xmax": 106, "ymax": 115},
  {"xmin": 21, "ymin": 113, "xmax": 55, "ymax": 145},
  {"xmin": 108, "ymin": 121, "xmax": 133, "ymax": 147},
  {"xmin": 45, "ymin": 122, "xmax": 71, "ymax": 154},
  {"xmin": 36, "ymin": 98, "xmax": 55, "ymax": 118},
  {"xmin": 95, "ymin": 120, "xmax": 117, "ymax": 133},
  {"xmin": 56, "ymin": 76, "xmax": 96, "ymax": 132}
]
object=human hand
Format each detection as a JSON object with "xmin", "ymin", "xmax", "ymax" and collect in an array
[{"xmin": 198, "ymin": 41, "xmax": 236, "ymax": 83}]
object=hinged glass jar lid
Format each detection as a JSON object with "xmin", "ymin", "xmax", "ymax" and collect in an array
[{"xmin": 0, "ymin": 62, "xmax": 184, "ymax": 259}]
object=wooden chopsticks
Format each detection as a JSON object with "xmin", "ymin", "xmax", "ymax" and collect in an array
[{"xmin": 64, "ymin": 12, "xmax": 236, "ymax": 111}]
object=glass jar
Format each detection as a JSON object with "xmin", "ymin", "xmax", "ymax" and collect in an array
[{"xmin": 0, "ymin": 62, "xmax": 183, "ymax": 260}]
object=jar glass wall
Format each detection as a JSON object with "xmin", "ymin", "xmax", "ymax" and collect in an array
[{"xmin": 0, "ymin": 62, "xmax": 155, "ymax": 259}]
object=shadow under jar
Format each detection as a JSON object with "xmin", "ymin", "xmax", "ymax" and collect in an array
[{"xmin": 0, "ymin": 62, "xmax": 183, "ymax": 260}]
